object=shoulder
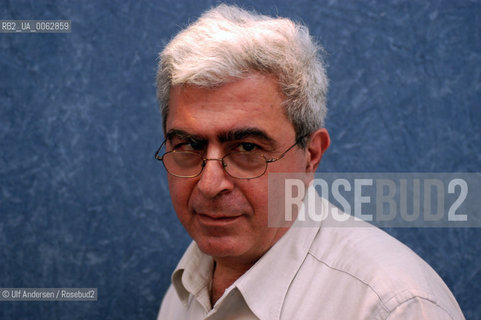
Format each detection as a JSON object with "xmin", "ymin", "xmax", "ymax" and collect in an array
[{"xmin": 293, "ymin": 212, "xmax": 464, "ymax": 319}]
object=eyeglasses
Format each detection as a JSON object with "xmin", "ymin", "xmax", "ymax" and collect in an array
[{"xmin": 154, "ymin": 135, "xmax": 308, "ymax": 179}]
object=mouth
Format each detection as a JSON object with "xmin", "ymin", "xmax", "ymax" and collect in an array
[{"xmin": 196, "ymin": 212, "xmax": 243, "ymax": 226}]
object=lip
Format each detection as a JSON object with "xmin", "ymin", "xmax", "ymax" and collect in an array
[{"xmin": 196, "ymin": 213, "xmax": 243, "ymax": 226}]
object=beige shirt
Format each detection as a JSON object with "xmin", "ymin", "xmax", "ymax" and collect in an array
[{"xmin": 157, "ymin": 199, "xmax": 465, "ymax": 320}]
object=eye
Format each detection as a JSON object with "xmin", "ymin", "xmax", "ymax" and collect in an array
[
  {"xmin": 237, "ymin": 142, "xmax": 259, "ymax": 152},
  {"xmin": 174, "ymin": 141, "xmax": 204, "ymax": 152}
]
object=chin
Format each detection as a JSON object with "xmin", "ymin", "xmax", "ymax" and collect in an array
[{"xmin": 195, "ymin": 235, "xmax": 249, "ymax": 258}]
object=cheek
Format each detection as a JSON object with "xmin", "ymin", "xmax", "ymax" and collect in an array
[
  {"xmin": 241, "ymin": 179, "xmax": 269, "ymax": 219},
  {"xmin": 167, "ymin": 177, "xmax": 194, "ymax": 213}
]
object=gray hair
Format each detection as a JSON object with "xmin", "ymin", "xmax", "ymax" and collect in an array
[{"xmin": 156, "ymin": 4, "xmax": 328, "ymax": 146}]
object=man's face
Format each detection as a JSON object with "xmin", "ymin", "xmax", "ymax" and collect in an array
[{"xmin": 165, "ymin": 73, "xmax": 310, "ymax": 264}]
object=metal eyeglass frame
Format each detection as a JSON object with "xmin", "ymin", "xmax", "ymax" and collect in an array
[{"xmin": 154, "ymin": 134, "xmax": 309, "ymax": 179}]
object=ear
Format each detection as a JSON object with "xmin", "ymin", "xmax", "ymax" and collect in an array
[{"xmin": 305, "ymin": 128, "xmax": 330, "ymax": 172}]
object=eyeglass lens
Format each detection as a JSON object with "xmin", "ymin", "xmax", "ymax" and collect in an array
[{"xmin": 162, "ymin": 151, "xmax": 267, "ymax": 178}]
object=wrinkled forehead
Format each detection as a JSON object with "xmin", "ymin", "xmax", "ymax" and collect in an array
[{"xmin": 165, "ymin": 74, "xmax": 296, "ymax": 144}]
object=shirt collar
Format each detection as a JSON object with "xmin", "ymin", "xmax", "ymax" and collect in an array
[{"xmin": 171, "ymin": 241, "xmax": 214, "ymax": 311}]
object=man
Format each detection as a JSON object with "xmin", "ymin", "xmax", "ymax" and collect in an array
[{"xmin": 154, "ymin": 4, "xmax": 464, "ymax": 319}]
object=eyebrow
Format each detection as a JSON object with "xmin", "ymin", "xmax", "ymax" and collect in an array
[
  {"xmin": 165, "ymin": 127, "xmax": 277, "ymax": 147},
  {"xmin": 218, "ymin": 128, "xmax": 276, "ymax": 146},
  {"xmin": 165, "ymin": 129, "xmax": 207, "ymax": 144}
]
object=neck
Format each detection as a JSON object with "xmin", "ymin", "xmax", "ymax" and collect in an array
[{"xmin": 208, "ymin": 225, "xmax": 294, "ymax": 306}]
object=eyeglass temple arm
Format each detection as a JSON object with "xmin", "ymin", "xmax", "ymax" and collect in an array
[
  {"xmin": 154, "ymin": 140, "xmax": 167, "ymax": 160},
  {"xmin": 266, "ymin": 134, "xmax": 309, "ymax": 163}
]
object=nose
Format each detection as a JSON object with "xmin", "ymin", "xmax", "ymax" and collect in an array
[{"xmin": 196, "ymin": 157, "xmax": 234, "ymax": 198}]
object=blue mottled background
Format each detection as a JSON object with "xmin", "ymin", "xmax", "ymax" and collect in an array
[{"xmin": 0, "ymin": 0, "xmax": 479, "ymax": 319}]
